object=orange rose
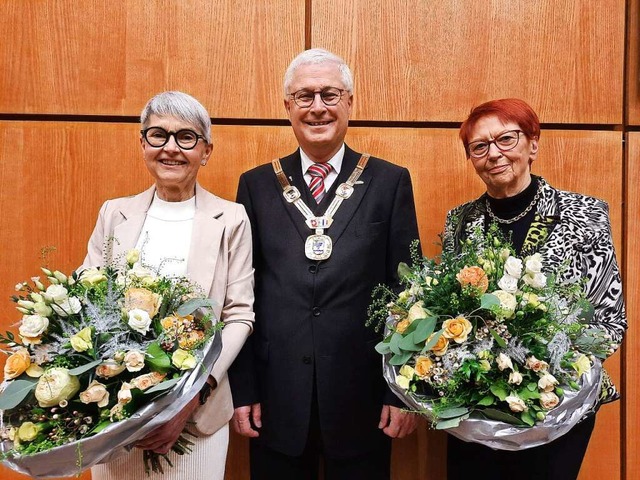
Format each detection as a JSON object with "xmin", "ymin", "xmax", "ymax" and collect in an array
[
  {"xmin": 124, "ymin": 288, "xmax": 162, "ymax": 318},
  {"xmin": 178, "ymin": 330, "xmax": 205, "ymax": 349},
  {"xmin": 3, "ymin": 347, "xmax": 31, "ymax": 379},
  {"xmin": 429, "ymin": 333, "xmax": 449, "ymax": 356},
  {"xmin": 396, "ymin": 319, "xmax": 411, "ymax": 334},
  {"xmin": 414, "ymin": 356, "xmax": 433, "ymax": 378},
  {"xmin": 442, "ymin": 316, "xmax": 473, "ymax": 343},
  {"xmin": 456, "ymin": 266, "xmax": 489, "ymax": 294}
]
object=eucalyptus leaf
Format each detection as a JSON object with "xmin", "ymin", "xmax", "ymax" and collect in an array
[
  {"xmin": 374, "ymin": 341, "xmax": 392, "ymax": 355},
  {"xmin": 389, "ymin": 332, "xmax": 403, "ymax": 355},
  {"xmin": 489, "ymin": 328, "xmax": 507, "ymax": 348},
  {"xmin": 435, "ymin": 413, "xmax": 470, "ymax": 430},
  {"xmin": 438, "ymin": 407, "xmax": 469, "ymax": 419},
  {"xmin": 0, "ymin": 377, "xmax": 37, "ymax": 410},
  {"xmin": 480, "ymin": 293, "xmax": 500, "ymax": 310},
  {"xmin": 479, "ymin": 408, "xmax": 525, "ymax": 425},
  {"xmin": 398, "ymin": 334, "xmax": 422, "ymax": 352},
  {"xmin": 145, "ymin": 377, "xmax": 181, "ymax": 394},
  {"xmin": 389, "ymin": 351, "xmax": 413, "ymax": 366},
  {"xmin": 176, "ymin": 298, "xmax": 218, "ymax": 316},
  {"xmin": 413, "ymin": 316, "xmax": 437, "ymax": 343},
  {"xmin": 68, "ymin": 359, "xmax": 103, "ymax": 376},
  {"xmin": 422, "ymin": 329, "xmax": 444, "ymax": 353}
]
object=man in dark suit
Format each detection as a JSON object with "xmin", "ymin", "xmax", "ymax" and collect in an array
[{"xmin": 229, "ymin": 48, "xmax": 420, "ymax": 479}]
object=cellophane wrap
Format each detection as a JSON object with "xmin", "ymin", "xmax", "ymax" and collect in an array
[
  {"xmin": 383, "ymin": 353, "xmax": 601, "ymax": 451},
  {"xmin": 1, "ymin": 333, "xmax": 222, "ymax": 478}
]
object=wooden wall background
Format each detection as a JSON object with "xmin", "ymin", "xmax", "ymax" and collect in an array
[{"xmin": 0, "ymin": 0, "xmax": 635, "ymax": 478}]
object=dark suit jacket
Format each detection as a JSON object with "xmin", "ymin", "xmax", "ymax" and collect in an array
[{"xmin": 229, "ymin": 145, "xmax": 419, "ymax": 458}]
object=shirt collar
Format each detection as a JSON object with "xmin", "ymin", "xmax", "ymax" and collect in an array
[{"xmin": 300, "ymin": 144, "xmax": 345, "ymax": 175}]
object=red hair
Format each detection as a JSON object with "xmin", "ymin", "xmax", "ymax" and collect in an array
[{"xmin": 459, "ymin": 98, "xmax": 541, "ymax": 156}]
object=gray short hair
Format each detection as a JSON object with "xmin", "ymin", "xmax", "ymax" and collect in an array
[
  {"xmin": 140, "ymin": 91, "xmax": 211, "ymax": 144},
  {"xmin": 283, "ymin": 48, "xmax": 354, "ymax": 98}
]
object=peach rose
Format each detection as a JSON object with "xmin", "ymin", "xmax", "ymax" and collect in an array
[
  {"xmin": 442, "ymin": 316, "xmax": 473, "ymax": 343},
  {"xmin": 96, "ymin": 360, "xmax": 126, "ymax": 378},
  {"xmin": 456, "ymin": 266, "xmax": 489, "ymax": 293},
  {"xmin": 395, "ymin": 319, "xmax": 411, "ymax": 334},
  {"xmin": 3, "ymin": 347, "xmax": 31, "ymax": 379},
  {"xmin": 124, "ymin": 288, "xmax": 162, "ymax": 318},
  {"xmin": 540, "ymin": 391, "xmax": 560, "ymax": 410},
  {"xmin": 428, "ymin": 333, "xmax": 449, "ymax": 356},
  {"xmin": 79, "ymin": 380, "xmax": 109, "ymax": 407},
  {"xmin": 414, "ymin": 356, "xmax": 433, "ymax": 378},
  {"xmin": 525, "ymin": 356, "xmax": 549, "ymax": 372},
  {"xmin": 131, "ymin": 371, "xmax": 166, "ymax": 391}
]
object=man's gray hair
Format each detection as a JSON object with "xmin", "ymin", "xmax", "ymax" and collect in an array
[
  {"xmin": 283, "ymin": 48, "xmax": 354, "ymax": 98},
  {"xmin": 140, "ymin": 91, "xmax": 211, "ymax": 144}
]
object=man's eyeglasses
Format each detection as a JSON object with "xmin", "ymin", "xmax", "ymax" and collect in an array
[
  {"xmin": 467, "ymin": 130, "xmax": 523, "ymax": 158},
  {"xmin": 141, "ymin": 127, "xmax": 206, "ymax": 150},
  {"xmin": 288, "ymin": 87, "xmax": 346, "ymax": 108}
]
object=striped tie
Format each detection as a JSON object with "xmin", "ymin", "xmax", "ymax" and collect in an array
[{"xmin": 307, "ymin": 162, "xmax": 332, "ymax": 203}]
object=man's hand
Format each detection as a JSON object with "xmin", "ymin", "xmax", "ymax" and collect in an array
[
  {"xmin": 135, "ymin": 395, "xmax": 200, "ymax": 454},
  {"xmin": 232, "ymin": 403, "xmax": 262, "ymax": 438},
  {"xmin": 378, "ymin": 404, "xmax": 418, "ymax": 438}
]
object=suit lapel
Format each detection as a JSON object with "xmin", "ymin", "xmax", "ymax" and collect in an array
[
  {"xmin": 187, "ymin": 184, "xmax": 224, "ymax": 295},
  {"xmin": 112, "ymin": 186, "xmax": 155, "ymax": 261},
  {"xmin": 326, "ymin": 146, "xmax": 371, "ymax": 246}
]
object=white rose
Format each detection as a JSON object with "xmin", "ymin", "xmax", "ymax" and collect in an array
[
  {"xmin": 407, "ymin": 301, "xmax": 428, "ymax": 322},
  {"xmin": 523, "ymin": 272, "xmax": 547, "ymax": 289},
  {"xmin": 525, "ymin": 254, "xmax": 543, "ymax": 274},
  {"xmin": 497, "ymin": 274, "xmax": 519, "ymax": 294},
  {"xmin": 503, "ymin": 256, "xmax": 523, "ymax": 278},
  {"xmin": 496, "ymin": 353, "xmax": 514, "ymax": 371},
  {"xmin": 508, "ymin": 371, "xmax": 523, "ymax": 385},
  {"xmin": 124, "ymin": 350, "xmax": 146, "ymax": 372},
  {"xmin": 491, "ymin": 290, "xmax": 517, "ymax": 319},
  {"xmin": 128, "ymin": 263, "xmax": 157, "ymax": 285},
  {"xmin": 44, "ymin": 284, "xmax": 68, "ymax": 303},
  {"xmin": 51, "ymin": 297, "xmax": 82, "ymax": 317},
  {"xmin": 19, "ymin": 314, "xmax": 49, "ymax": 337},
  {"xmin": 128, "ymin": 308, "xmax": 152, "ymax": 334},
  {"xmin": 538, "ymin": 372, "xmax": 559, "ymax": 393},
  {"xmin": 505, "ymin": 394, "xmax": 527, "ymax": 412},
  {"xmin": 540, "ymin": 391, "xmax": 560, "ymax": 409}
]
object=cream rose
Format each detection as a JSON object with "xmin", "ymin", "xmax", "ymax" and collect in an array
[
  {"xmin": 442, "ymin": 316, "xmax": 473, "ymax": 343},
  {"xmin": 126, "ymin": 249, "xmax": 140, "ymax": 265},
  {"xmin": 117, "ymin": 383, "xmax": 133, "ymax": 405},
  {"xmin": 525, "ymin": 356, "xmax": 549, "ymax": 372},
  {"xmin": 70, "ymin": 327, "xmax": 93, "ymax": 352},
  {"xmin": 79, "ymin": 267, "xmax": 108, "ymax": 287},
  {"xmin": 496, "ymin": 353, "xmax": 514, "ymax": 371},
  {"xmin": 538, "ymin": 372, "xmax": 559, "ymax": 392},
  {"xmin": 399, "ymin": 365, "xmax": 415, "ymax": 379},
  {"xmin": 52, "ymin": 297, "xmax": 82, "ymax": 317},
  {"xmin": 524, "ymin": 253, "xmax": 543, "ymax": 274},
  {"xmin": 128, "ymin": 263, "xmax": 157, "ymax": 285},
  {"xmin": 17, "ymin": 422, "xmax": 40, "ymax": 442},
  {"xmin": 131, "ymin": 371, "xmax": 166, "ymax": 391},
  {"xmin": 505, "ymin": 394, "xmax": 527, "ymax": 412},
  {"xmin": 504, "ymin": 256, "xmax": 523, "ymax": 277},
  {"xmin": 497, "ymin": 274, "xmax": 519, "ymax": 294},
  {"xmin": 523, "ymin": 272, "xmax": 547, "ymax": 290},
  {"xmin": 3, "ymin": 347, "xmax": 32, "ymax": 379},
  {"xmin": 34, "ymin": 368, "xmax": 80, "ymax": 407},
  {"xmin": 491, "ymin": 290, "xmax": 517, "ymax": 319},
  {"xmin": 407, "ymin": 301, "xmax": 428, "ymax": 322},
  {"xmin": 96, "ymin": 360, "xmax": 126, "ymax": 378},
  {"xmin": 172, "ymin": 349, "xmax": 197, "ymax": 370},
  {"xmin": 19, "ymin": 314, "xmax": 49, "ymax": 338},
  {"xmin": 540, "ymin": 391, "xmax": 560, "ymax": 409},
  {"xmin": 572, "ymin": 354, "xmax": 592, "ymax": 377},
  {"xmin": 124, "ymin": 350, "xmax": 146, "ymax": 372},
  {"xmin": 79, "ymin": 380, "xmax": 110, "ymax": 407},
  {"xmin": 127, "ymin": 308, "xmax": 152, "ymax": 335},
  {"xmin": 508, "ymin": 371, "xmax": 523, "ymax": 385}
]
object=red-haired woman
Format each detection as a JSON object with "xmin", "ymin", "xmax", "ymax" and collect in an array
[{"xmin": 443, "ymin": 98, "xmax": 626, "ymax": 479}]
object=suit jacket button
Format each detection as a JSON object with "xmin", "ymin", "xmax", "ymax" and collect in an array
[
  {"xmin": 303, "ymin": 356, "xmax": 312, "ymax": 364},
  {"xmin": 312, "ymin": 307, "xmax": 321, "ymax": 316},
  {"xmin": 308, "ymin": 265, "xmax": 317, "ymax": 274}
]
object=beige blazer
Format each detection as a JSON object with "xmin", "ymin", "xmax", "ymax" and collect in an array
[{"xmin": 82, "ymin": 183, "xmax": 254, "ymax": 435}]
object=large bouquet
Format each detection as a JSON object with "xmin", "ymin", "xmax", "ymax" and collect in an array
[
  {"xmin": 0, "ymin": 250, "xmax": 221, "ymax": 477},
  {"xmin": 368, "ymin": 226, "xmax": 614, "ymax": 450}
]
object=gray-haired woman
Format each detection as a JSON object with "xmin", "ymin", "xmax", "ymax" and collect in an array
[{"xmin": 85, "ymin": 91, "xmax": 254, "ymax": 480}]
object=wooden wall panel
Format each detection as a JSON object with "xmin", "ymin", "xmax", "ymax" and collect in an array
[
  {"xmin": 628, "ymin": 0, "xmax": 640, "ymax": 124},
  {"xmin": 312, "ymin": 0, "xmax": 624, "ymax": 123},
  {"xmin": 0, "ymin": 1, "xmax": 304, "ymax": 117},
  {"xmin": 624, "ymin": 132, "xmax": 640, "ymax": 480}
]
